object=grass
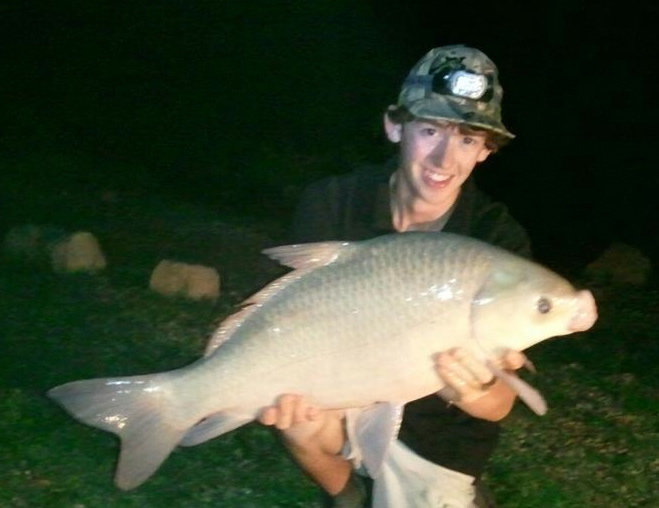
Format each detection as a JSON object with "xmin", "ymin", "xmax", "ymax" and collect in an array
[
  {"xmin": 0, "ymin": 256, "xmax": 322, "ymax": 507},
  {"xmin": 1, "ymin": 163, "xmax": 658, "ymax": 507}
]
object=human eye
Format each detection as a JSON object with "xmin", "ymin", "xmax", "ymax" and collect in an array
[{"xmin": 420, "ymin": 126, "xmax": 437, "ymax": 136}]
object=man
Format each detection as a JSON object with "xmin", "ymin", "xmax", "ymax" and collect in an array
[{"xmin": 260, "ymin": 45, "xmax": 529, "ymax": 507}]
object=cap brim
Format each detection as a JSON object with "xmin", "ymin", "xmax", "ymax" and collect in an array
[{"xmin": 408, "ymin": 99, "xmax": 515, "ymax": 139}]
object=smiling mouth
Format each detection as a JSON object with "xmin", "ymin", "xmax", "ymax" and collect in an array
[{"xmin": 424, "ymin": 170, "xmax": 453, "ymax": 187}]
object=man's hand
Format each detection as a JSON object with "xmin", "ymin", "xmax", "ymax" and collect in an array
[
  {"xmin": 435, "ymin": 348, "xmax": 527, "ymax": 413},
  {"xmin": 258, "ymin": 394, "xmax": 346, "ymax": 453},
  {"xmin": 259, "ymin": 394, "xmax": 321, "ymax": 430},
  {"xmin": 258, "ymin": 394, "xmax": 350, "ymax": 495}
]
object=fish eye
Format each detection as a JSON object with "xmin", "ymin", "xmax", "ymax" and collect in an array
[{"xmin": 537, "ymin": 297, "xmax": 552, "ymax": 314}]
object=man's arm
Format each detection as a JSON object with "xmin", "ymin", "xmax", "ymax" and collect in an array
[
  {"xmin": 259, "ymin": 395, "xmax": 352, "ymax": 495},
  {"xmin": 259, "ymin": 348, "xmax": 526, "ymax": 493}
]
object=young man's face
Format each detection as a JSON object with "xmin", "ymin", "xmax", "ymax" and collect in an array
[{"xmin": 385, "ymin": 117, "xmax": 492, "ymax": 208}]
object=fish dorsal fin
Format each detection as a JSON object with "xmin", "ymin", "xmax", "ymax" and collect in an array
[{"xmin": 204, "ymin": 241, "xmax": 353, "ymax": 356}]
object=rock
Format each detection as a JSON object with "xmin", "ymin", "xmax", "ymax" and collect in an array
[
  {"xmin": 184, "ymin": 264, "xmax": 221, "ymax": 301},
  {"xmin": 584, "ymin": 242, "xmax": 652, "ymax": 286},
  {"xmin": 149, "ymin": 260, "xmax": 187, "ymax": 297},
  {"xmin": 3, "ymin": 225, "xmax": 106, "ymax": 273},
  {"xmin": 149, "ymin": 260, "xmax": 220, "ymax": 301},
  {"xmin": 3, "ymin": 224, "xmax": 65, "ymax": 263},
  {"xmin": 50, "ymin": 232, "xmax": 107, "ymax": 273}
]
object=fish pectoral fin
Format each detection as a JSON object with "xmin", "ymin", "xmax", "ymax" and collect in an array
[
  {"xmin": 487, "ymin": 362, "xmax": 548, "ymax": 416},
  {"xmin": 351, "ymin": 402, "xmax": 404, "ymax": 479},
  {"xmin": 179, "ymin": 411, "xmax": 253, "ymax": 447},
  {"xmin": 523, "ymin": 358, "xmax": 537, "ymax": 374}
]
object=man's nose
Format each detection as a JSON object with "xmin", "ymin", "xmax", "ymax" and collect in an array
[{"xmin": 427, "ymin": 135, "xmax": 454, "ymax": 168}]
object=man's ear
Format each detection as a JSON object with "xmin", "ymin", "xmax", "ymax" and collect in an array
[
  {"xmin": 476, "ymin": 148, "xmax": 492, "ymax": 163},
  {"xmin": 383, "ymin": 108, "xmax": 402, "ymax": 143}
]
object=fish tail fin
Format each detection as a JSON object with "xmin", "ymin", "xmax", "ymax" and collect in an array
[{"xmin": 48, "ymin": 374, "xmax": 188, "ymax": 490}]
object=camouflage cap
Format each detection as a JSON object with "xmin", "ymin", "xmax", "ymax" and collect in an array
[{"xmin": 398, "ymin": 45, "xmax": 514, "ymax": 138}]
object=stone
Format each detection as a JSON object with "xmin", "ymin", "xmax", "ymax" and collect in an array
[
  {"xmin": 3, "ymin": 225, "xmax": 106, "ymax": 273},
  {"xmin": 3, "ymin": 224, "xmax": 64, "ymax": 263},
  {"xmin": 584, "ymin": 242, "xmax": 652, "ymax": 286},
  {"xmin": 150, "ymin": 260, "xmax": 220, "ymax": 301},
  {"xmin": 50, "ymin": 232, "xmax": 107, "ymax": 273}
]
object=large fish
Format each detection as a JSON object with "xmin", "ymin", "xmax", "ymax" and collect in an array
[{"xmin": 48, "ymin": 232, "xmax": 597, "ymax": 490}]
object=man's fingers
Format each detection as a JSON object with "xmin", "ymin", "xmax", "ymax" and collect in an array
[
  {"xmin": 499, "ymin": 350, "xmax": 528, "ymax": 371},
  {"xmin": 445, "ymin": 361, "xmax": 483, "ymax": 389},
  {"xmin": 258, "ymin": 394, "xmax": 320, "ymax": 430},
  {"xmin": 437, "ymin": 349, "xmax": 493, "ymax": 388},
  {"xmin": 306, "ymin": 405, "xmax": 320, "ymax": 421},
  {"xmin": 258, "ymin": 406, "xmax": 277, "ymax": 426},
  {"xmin": 293, "ymin": 395, "xmax": 312, "ymax": 425},
  {"xmin": 275, "ymin": 393, "xmax": 301, "ymax": 429},
  {"xmin": 453, "ymin": 348, "xmax": 495, "ymax": 385}
]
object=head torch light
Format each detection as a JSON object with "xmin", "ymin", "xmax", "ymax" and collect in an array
[
  {"xmin": 404, "ymin": 65, "xmax": 494, "ymax": 102},
  {"xmin": 433, "ymin": 67, "xmax": 493, "ymax": 101}
]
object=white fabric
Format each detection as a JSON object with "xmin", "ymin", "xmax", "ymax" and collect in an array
[{"xmin": 343, "ymin": 407, "xmax": 476, "ymax": 508}]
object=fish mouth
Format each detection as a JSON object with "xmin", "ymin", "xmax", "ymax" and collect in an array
[{"xmin": 568, "ymin": 289, "xmax": 598, "ymax": 332}]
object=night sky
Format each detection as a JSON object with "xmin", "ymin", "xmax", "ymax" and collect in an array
[{"xmin": 1, "ymin": 1, "xmax": 658, "ymax": 270}]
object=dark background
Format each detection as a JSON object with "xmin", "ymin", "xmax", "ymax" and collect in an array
[{"xmin": 1, "ymin": 0, "xmax": 657, "ymax": 272}]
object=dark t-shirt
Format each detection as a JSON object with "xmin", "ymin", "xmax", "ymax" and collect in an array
[{"xmin": 288, "ymin": 161, "xmax": 531, "ymax": 479}]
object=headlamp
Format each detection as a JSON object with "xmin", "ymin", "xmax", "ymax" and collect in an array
[
  {"xmin": 433, "ymin": 68, "xmax": 492, "ymax": 101},
  {"xmin": 442, "ymin": 70, "xmax": 487, "ymax": 100},
  {"xmin": 404, "ymin": 64, "xmax": 494, "ymax": 102}
]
